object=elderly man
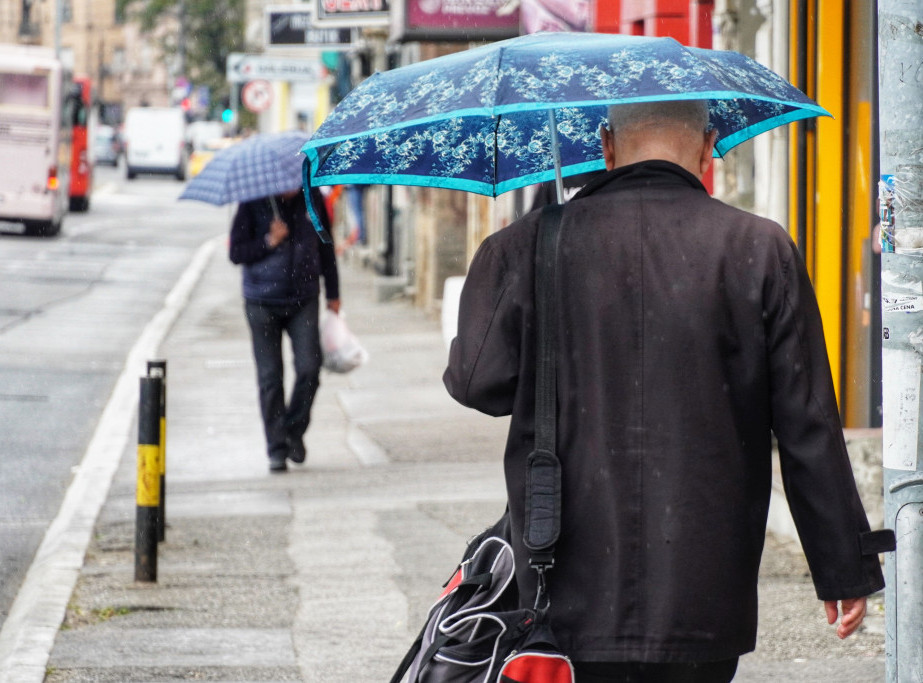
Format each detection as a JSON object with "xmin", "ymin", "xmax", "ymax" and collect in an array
[{"xmin": 443, "ymin": 100, "xmax": 890, "ymax": 682}]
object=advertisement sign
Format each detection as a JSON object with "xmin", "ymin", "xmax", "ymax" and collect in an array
[
  {"xmin": 520, "ymin": 0, "xmax": 592, "ymax": 33},
  {"xmin": 265, "ymin": 6, "xmax": 355, "ymax": 49},
  {"xmin": 315, "ymin": 0, "xmax": 390, "ymax": 27},
  {"xmin": 391, "ymin": 0, "xmax": 520, "ymax": 41}
]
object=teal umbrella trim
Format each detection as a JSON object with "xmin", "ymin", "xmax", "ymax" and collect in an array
[
  {"xmin": 307, "ymin": 160, "xmax": 608, "ymax": 197},
  {"xmin": 713, "ymin": 107, "xmax": 832, "ymax": 156},
  {"xmin": 302, "ymin": 92, "xmax": 830, "ymax": 153}
]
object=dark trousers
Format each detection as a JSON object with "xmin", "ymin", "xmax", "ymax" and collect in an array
[
  {"xmin": 573, "ymin": 659, "xmax": 738, "ymax": 683},
  {"xmin": 245, "ymin": 298, "xmax": 321, "ymax": 459}
]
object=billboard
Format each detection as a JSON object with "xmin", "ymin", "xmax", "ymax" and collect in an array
[{"xmin": 391, "ymin": 0, "xmax": 520, "ymax": 42}]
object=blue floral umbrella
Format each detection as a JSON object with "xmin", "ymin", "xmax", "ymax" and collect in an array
[{"xmin": 302, "ymin": 32, "xmax": 828, "ymax": 228}]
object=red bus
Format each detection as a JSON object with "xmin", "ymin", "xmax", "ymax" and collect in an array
[{"xmin": 69, "ymin": 76, "xmax": 92, "ymax": 212}]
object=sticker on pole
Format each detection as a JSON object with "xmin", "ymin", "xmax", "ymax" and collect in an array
[
  {"xmin": 882, "ymin": 348, "xmax": 921, "ymax": 471},
  {"xmin": 242, "ymin": 80, "xmax": 273, "ymax": 113},
  {"xmin": 884, "ymin": 294, "xmax": 923, "ymax": 313}
]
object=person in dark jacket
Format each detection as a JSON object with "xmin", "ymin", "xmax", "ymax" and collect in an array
[
  {"xmin": 443, "ymin": 100, "xmax": 891, "ymax": 681},
  {"xmin": 229, "ymin": 188, "xmax": 339, "ymax": 472}
]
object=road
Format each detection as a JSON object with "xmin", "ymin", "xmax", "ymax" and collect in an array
[{"xmin": 0, "ymin": 165, "xmax": 228, "ymax": 627}]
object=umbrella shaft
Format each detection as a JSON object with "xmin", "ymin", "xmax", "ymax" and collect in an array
[
  {"xmin": 547, "ymin": 109, "xmax": 565, "ymax": 205},
  {"xmin": 269, "ymin": 195, "xmax": 281, "ymax": 220}
]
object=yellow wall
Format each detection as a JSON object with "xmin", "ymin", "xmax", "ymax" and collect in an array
[{"xmin": 813, "ymin": 1, "xmax": 846, "ymax": 402}]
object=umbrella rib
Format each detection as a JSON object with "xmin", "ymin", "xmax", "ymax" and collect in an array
[{"xmin": 492, "ymin": 114, "xmax": 501, "ymax": 198}]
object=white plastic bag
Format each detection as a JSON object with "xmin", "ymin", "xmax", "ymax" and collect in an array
[{"xmin": 320, "ymin": 311, "xmax": 369, "ymax": 373}]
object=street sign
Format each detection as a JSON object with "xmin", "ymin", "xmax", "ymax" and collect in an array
[
  {"xmin": 265, "ymin": 6, "xmax": 355, "ymax": 49},
  {"xmin": 226, "ymin": 53, "xmax": 323, "ymax": 83},
  {"xmin": 241, "ymin": 80, "xmax": 273, "ymax": 113},
  {"xmin": 314, "ymin": 0, "xmax": 390, "ymax": 27}
]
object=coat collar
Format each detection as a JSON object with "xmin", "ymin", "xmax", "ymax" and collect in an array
[{"xmin": 570, "ymin": 160, "xmax": 707, "ymax": 201}]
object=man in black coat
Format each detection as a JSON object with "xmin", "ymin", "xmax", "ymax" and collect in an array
[
  {"xmin": 443, "ymin": 100, "xmax": 891, "ymax": 681},
  {"xmin": 230, "ymin": 188, "xmax": 339, "ymax": 473}
]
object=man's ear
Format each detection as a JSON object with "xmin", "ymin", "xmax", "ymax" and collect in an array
[
  {"xmin": 699, "ymin": 129, "xmax": 718, "ymax": 177},
  {"xmin": 600, "ymin": 123, "xmax": 616, "ymax": 171}
]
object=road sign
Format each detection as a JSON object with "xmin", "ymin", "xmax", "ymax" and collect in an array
[
  {"xmin": 241, "ymin": 80, "xmax": 273, "ymax": 113},
  {"xmin": 265, "ymin": 6, "xmax": 355, "ymax": 49},
  {"xmin": 226, "ymin": 53, "xmax": 323, "ymax": 83}
]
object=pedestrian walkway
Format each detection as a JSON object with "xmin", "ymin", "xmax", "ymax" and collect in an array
[{"xmin": 21, "ymin": 242, "xmax": 887, "ymax": 681}]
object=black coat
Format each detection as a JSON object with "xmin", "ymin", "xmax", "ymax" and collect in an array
[
  {"xmin": 228, "ymin": 189, "xmax": 339, "ymax": 306},
  {"xmin": 443, "ymin": 161, "xmax": 885, "ymax": 663}
]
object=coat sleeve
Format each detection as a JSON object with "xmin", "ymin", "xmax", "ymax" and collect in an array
[
  {"xmin": 228, "ymin": 201, "xmax": 271, "ymax": 265},
  {"xmin": 765, "ymin": 238, "xmax": 886, "ymax": 601},
  {"xmin": 443, "ymin": 237, "xmax": 522, "ymax": 417}
]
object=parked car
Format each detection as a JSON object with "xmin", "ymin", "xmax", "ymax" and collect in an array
[
  {"xmin": 93, "ymin": 124, "xmax": 122, "ymax": 166},
  {"xmin": 187, "ymin": 120, "xmax": 225, "ymax": 152},
  {"xmin": 123, "ymin": 106, "xmax": 189, "ymax": 180}
]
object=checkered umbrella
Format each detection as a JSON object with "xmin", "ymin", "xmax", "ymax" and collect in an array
[{"xmin": 179, "ymin": 130, "xmax": 308, "ymax": 206}]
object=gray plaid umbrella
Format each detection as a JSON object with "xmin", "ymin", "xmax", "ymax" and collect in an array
[{"xmin": 179, "ymin": 131, "xmax": 308, "ymax": 211}]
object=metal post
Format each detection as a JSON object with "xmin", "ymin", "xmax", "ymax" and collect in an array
[
  {"xmin": 878, "ymin": 2, "xmax": 923, "ymax": 680},
  {"xmin": 54, "ymin": 0, "xmax": 62, "ymax": 58},
  {"xmin": 147, "ymin": 360, "xmax": 167, "ymax": 543},
  {"xmin": 135, "ymin": 376, "xmax": 161, "ymax": 582}
]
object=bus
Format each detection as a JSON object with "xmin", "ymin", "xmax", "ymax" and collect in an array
[
  {"xmin": 68, "ymin": 75, "xmax": 93, "ymax": 212},
  {"xmin": 0, "ymin": 44, "xmax": 75, "ymax": 236}
]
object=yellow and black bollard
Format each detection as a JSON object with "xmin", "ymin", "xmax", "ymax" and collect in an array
[
  {"xmin": 135, "ymin": 375, "xmax": 162, "ymax": 582},
  {"xmin": 147, "ymin": 360, "xmax": 167, "ymax": 542}
]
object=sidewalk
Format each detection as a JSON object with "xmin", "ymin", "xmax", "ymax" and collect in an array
[{"xmin": 38, "ymin": 244, "xmax": 885, "ymax": 682}]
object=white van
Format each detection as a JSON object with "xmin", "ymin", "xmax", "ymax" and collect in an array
[{"xmin": 123, "ymin": 106, "xmax": 189, "ymax": 180}]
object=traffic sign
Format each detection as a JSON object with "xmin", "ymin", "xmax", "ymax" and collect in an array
[
  {"xmin": 226, "ymin": 54, "xmax": 323, "ymax": 83},
  {"xmin": 241, "ymin": 80, "xmax": 273, "ymax": 113}
]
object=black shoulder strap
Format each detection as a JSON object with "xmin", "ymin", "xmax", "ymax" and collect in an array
[{"xmin": 523, "ymin": 205, "xmax": 564, "ymax": 573}]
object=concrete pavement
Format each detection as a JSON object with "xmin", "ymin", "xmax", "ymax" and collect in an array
[{"xmin": 2, "ymin": 240, "xmax": 887, "ymax": 681}]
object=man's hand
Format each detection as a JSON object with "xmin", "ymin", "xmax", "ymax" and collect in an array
[
  {"xmin": 327, "ymin": 299, "xmax": 341, "ymax": 315},
  {"xmin": 824, "ymin": 597, "xmax": 867, "ymax": 639},
  {"xmin": 266, "ymin": 218, "xmax": 289, "ymax": 248}
]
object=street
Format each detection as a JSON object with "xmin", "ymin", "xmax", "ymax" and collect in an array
[{"xmin": 0, "ymin": 164, "xmax": 227, "ymax": 627}]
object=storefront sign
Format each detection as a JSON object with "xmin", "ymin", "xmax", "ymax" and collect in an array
[
  {"xmin": 265, "ymin": 6, "xmax": 356, "ymax": 49},
  {"xmin": 315, "ymin": 0, "xmax": 391, "ymax": 27},
  {"xmin": 227, "ymin": 54, "xmax": 324, "ymax": 83},
  {"xmin": 391, "ymin": 0, "xmax": 520, "ymax": 41}
]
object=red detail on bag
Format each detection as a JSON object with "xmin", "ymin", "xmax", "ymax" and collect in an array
[
  {"xmin": 499, "ymin": 652, "xmax": 575, "ymax": 683},
  {"xmin": 438, "ymin": 568, "xmax": 463, "ymax": 601}
]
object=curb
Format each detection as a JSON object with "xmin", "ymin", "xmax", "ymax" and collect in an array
[{"xmin": 0, "ymin": 237, "xmax": 219, "ymax": 682}]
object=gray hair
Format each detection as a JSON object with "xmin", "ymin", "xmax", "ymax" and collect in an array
[{"xmin": 606, "ymin": 100, "xmax": 710, "ymax": 136}]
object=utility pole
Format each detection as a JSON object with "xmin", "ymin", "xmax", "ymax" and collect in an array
[
  {"xmin": 878, "ymin": 1, "xmax": 923, "ymax": 681},
  {"xmin": 54, "ymin": 0, "xmax": 62, "ymax": 58},
  {"xmin": 177, "ymin": 0, "xmax": 186, "ymax": 78}
]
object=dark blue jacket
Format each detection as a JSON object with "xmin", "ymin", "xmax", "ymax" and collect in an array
[{"xmin": 228, "ymin": 189, "xmax": 339, "ymax": 305}]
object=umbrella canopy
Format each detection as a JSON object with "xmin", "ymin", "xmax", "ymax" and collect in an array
[
  {"xmin": 180, "ymin": 130, "xmax": 308, "ymax": 206},
  {"xmin": 301, "ymin": 32, "xmax": 829, "ymax": 199}
]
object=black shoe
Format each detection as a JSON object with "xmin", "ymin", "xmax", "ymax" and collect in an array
[
  {"xmin": 287, "ymin": 436, "xmax": 306, "ymax": 464},
  {"xmin": 269, "ymin": 454, "xmax": 288, "ymax": 472}
]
